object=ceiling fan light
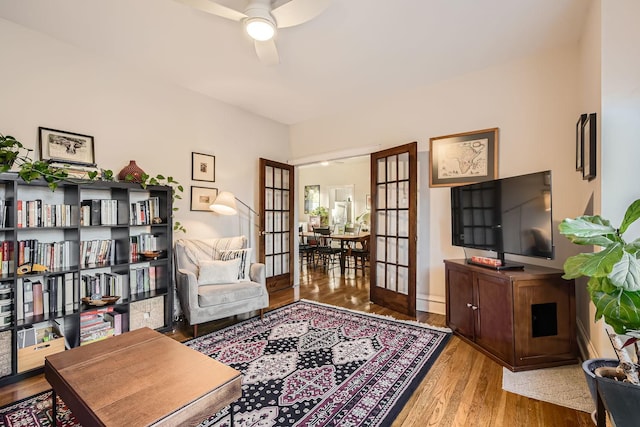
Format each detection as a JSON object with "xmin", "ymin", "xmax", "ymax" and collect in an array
[{"xmin": 245, "ymin": 18, "xmax": 275, "ymax": 41}]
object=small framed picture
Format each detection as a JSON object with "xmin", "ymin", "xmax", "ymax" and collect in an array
[
  {"xmin": 192, "ymin": 152, "xmax": 215, "ymax": 182},
  {"xmin": 39, "ymin": 127, "xmax": 96, "ymax": 166},
  {"xmin": 190, "ymin": 186, "xmax": 218, "ymax": 211},
  {"xmin": 365, "ymin": 194, "xmax": 372, "ymax": 210}
]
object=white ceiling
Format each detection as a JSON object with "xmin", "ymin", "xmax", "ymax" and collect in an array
[{"xmin": 0, "ymin": 0, "xmax": 588, "ymax": 125}]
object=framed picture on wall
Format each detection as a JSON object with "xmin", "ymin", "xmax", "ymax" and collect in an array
[
  {"xmin": 582, "ymin": 113, "xmax": 597, "ymax": 181},
  {"xmin": 192, "ymin": 152, "xmax": 215, "ymax": 182},
  {"xmin": 429, "ymin": 128, "xmax": 499, "ymax": 187},
  {"xmin": 39, "ymin": 127, "xmax": 96, "ymax": 166},
  {"xmin": 304, "ymin": 185, "xmax": 320, "ymax": 214},
  {"xmin": 190, "ymin": 186, "xmax": 218, "ymax": 211}
]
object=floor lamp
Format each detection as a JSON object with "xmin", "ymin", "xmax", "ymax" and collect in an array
[{"xmin": 210, "ymin": 191, "xmax": 260, "ymax": 247}]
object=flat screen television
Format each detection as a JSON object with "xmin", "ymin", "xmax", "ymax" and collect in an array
[{"xmin": 450, "ymin": 170, "xmax": 553, "ymax": 269}]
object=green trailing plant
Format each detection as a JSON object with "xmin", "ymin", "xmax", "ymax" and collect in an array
[
  {"xmin": 559, "ymin": 199, "xmax": 640, "ymax": 384},
  {"xmin": 1, "ymin": 132, "xmax": 185, "ymax": 232}
]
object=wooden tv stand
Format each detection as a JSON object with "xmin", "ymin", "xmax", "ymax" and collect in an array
[{"xmin": 444, "ymin": 259, "xmax": 577, "ymax": 371}]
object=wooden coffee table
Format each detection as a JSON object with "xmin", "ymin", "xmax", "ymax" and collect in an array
[{"xmin": 44, "ymin": 327, "xmax": 242, "ymax": 426}]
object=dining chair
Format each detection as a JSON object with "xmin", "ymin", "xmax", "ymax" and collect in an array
[{"xmin": 313, "ymin": 226, "xmax": 341, "ymax": 273}]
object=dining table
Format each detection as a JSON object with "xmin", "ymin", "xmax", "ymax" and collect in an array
[{"xmin": 330, "ymin": 232, "xmax": 370, "ymax": 274}]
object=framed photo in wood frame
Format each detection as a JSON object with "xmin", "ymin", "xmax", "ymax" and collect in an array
[
  {"xmin": 192, "ymin": 152, "xmax": 215, "ymax": 182},
  {"xmin": 190, "ymin": 186, "xmax": 218, "ymax": 211},
  {"xmin": 582, "ymin": 113, "xmax": 597, "ymax": 181},
  {"xmin": 39, "ymin": 127, "xmax": 96, "ymax": 166},
  {"xmin": 429, "ymin": 128, "xmax": 499, "ymax": 187}
]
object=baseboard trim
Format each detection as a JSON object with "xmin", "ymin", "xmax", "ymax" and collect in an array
[
  {"xmin": 417, "ymin": 294, "xmax": 445, "ymax": 315},
  {"xmin": 576, "ymin": 317, "xmax": 599, "ymax": 361}
]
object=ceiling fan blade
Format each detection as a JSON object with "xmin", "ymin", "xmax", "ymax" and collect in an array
[
  {"xmin": 271, "ymin": 0, "xmax": 331, "ymax": 28},
  {"xmin": 254, "ymin": 39, "xmax": 280, "ymax": 65},
  {"xmin": 174, "ymin": 0, "xmax": 246, "ymax": 22}
]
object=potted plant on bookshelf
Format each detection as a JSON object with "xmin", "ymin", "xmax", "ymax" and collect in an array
[{"xmin": 559, "ymin": 199, "xmax": 640, "ymax": 423}]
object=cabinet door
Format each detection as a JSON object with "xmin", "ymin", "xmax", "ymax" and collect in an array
[
  {"xmin": 474, "ymin": 273, "xmax": 514, "ymax": 365},
  {"xmin": 445, "ymin": 265, "xmax": 475, "ymax": 340}
]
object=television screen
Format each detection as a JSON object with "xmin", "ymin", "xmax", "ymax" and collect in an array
[{"xmin": 451, "ymin": 170, "xmax": 553, "ymax": 260}]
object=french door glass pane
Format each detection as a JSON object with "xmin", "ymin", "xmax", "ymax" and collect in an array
[
  {"xmin": 265, "ymin": 233, "xmax": 273, "ymax": 255},
  {"xmin": 376, "ymin": 236, "xmax": 386, "ymax": 262},
  {"xmin": 387, "ymin": 155, "xmax": 397, "ymax": 181},
  {"xmin": 266, "ymin": 166, "xmax": 273, "ymax": 187},
  {"xmin": 398, "ymin": 181, "xmax": 409, "ymax": 209},
  {"xmin": 376, "ymin": 263, "xmax": 385, "ymax": 288},
  {"xmin": 388, "ymin": 182, "xmax": 398, "ymax": 208},
  {"xmin": 274, "ymin": 212, "xmax": 282, "ymax": 232},
  {"xmin": 282, "ymin": 212, "xmax": 290, "ymax": 231},
  {"xmin": 274, "ymin": 189, "xmax": 282, "ymax": 210},
  {"xmin": 283, "ymin": 253, "xmax": 290, "ymax": 274},
  {"xmin": 274, "ymin": 168, "xmax": 282, "ymax": 189},
  {"xmin": 398, "ymin": 210, "xmax": 409, "ymax": 237},
  {"xmin": 282, "ymin": 170, "xmax": 290, "ymax": 190},
  {"xmin": 398, "ymin": 238, "xmax": 408, "ymax": 266},
  {"xmin": 377, "ymin": 184, "xmax": 386, "ymax": 209},
  {"xmin": 387, "ymin": 211, "xmax": 397, "ymax": 236},
  {"xmin": 376, "ymin": 212, "xmax": 386, "ymax": 235},
  {"xmin": 398, "ymin": 266, "xmax": 409, "ymax": 294},
  {"xmin": 386, "ymin": 237, "xmax": 397, "ymax": 264},
  {"xmin": 274, "ymin": 254, "xmax": 282, "ymax": 275},
  {"xmin": 386, "ymin": 264, "xmax": 397, "ymax": 292},
  {"xmin": 282, "ymin": 190, "xmax": 290, "ymax": 210},
  {"xmin": 398, "ymin": 152, "xmax": 409, "ymax": 180},
  {"xmin": 266, "ymin": 255, "xmax": 273, "ymax": 277},
  {"xmin": 265, "ymin": 189, "xmax": 274, "ymax": 210},
  {"xmin": 266, "ymin": 212, "xmax": 274, "ymax": 233},
  {"xmin": 377, "ymin": 158, "xmax": 386, "ymax": 183}
]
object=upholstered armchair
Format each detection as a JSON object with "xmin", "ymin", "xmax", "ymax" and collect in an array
[{"xmin": 174, "ymin": 236, "xmax": 269, "ymax": 337}]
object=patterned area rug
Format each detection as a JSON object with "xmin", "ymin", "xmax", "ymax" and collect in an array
[{"xmin": 0, "ymin": 300, "xmax": 450, "ymax": 426}]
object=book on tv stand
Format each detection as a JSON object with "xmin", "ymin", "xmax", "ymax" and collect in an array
[{"xmin": 467, "ymin": 255, "xmax": 524, "ymax": 271}]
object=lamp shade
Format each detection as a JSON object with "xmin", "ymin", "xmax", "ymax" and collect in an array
[{"xmin": 210, "ymin": 191, "xmax": 238, "ymax": 215}]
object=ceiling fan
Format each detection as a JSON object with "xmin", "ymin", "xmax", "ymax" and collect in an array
[{"xmin": 176, "ymin": 0, "xmax": 332, "ymax": 65}]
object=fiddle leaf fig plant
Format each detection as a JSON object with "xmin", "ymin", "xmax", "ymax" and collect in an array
[{"xmin": 560, "ymin": 199, "xmax": 640, "ymax": 383}]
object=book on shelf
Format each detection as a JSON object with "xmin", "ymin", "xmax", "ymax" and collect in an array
[
  {"xmin": 22, "ymin": 279, "xmax": 34, "ymax": 319},
  {"xmin": 32, "ymin": 281, "xmax": 44, "ymax": 317},
  {"xmin": 0, "ymin": 200, "xmax": 7, "ymax": 228}
]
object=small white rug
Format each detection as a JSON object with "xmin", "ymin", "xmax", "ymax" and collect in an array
[{"xmin": 502, "ymin": 364, "xmax": 595, "ymax": 413}]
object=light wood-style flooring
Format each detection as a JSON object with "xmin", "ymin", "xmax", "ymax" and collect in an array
[{"xmin": 0, "ymin": 266, "xmax": 595, "ymax": 426}]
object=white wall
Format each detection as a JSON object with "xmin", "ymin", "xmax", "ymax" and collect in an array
[
  {"xmin": 0, "ymin": 18, "xmax": 289, "ymax": 246},
  {"xmin": 598, "ymin": 0, "xmax": 640, "ymax": 357},
  {"xmin": 291, "ymin": 47, "xmax": 584, "ymax": 315}
]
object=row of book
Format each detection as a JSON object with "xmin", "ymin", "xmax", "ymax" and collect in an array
[
  {"xmin": 17, "ymin": 200, "xmax": 77, "ymax": 228},
  {"xmin": 0, "ymin": 200, "xmax": 8, "ymax": 228},
  {"xmin": 80, "ymin": 199, "xmax": 120, "ymax": 226},
  {"xmin": 130, "ymin": 196, "xmax": 160, "ymax": 226},
  {"xmin": 17, "ymin": 239, "xmax": 74, "ymax": 271},
  {"xmin": 79, "ymin": 239, "xmax": 115, "ymax": 267},
  {"xmin": 17, "ymin": 274, "xmax": 76, "ymax": 321},
  {"xmin": 129, "ymin": 233, "xmax": 159, "ymax": 261},
  {"xmin": 80, "ymin": 307, "xmax": 116, "ymax": 345},
  {"xmin": 81, "ymin": 272, "xmax": 126, "ymax": 300},
  {"xmin": 0, "ymin": 241, "xmax": 14, "ymax": 275},
  {"xmin": 130, "ymin": 265, "xmax": 159, "ymax": 296}
]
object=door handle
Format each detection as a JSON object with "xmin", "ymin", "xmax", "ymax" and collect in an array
[{"xmin": 466, "ymin": 303, "xmax": 478, "ymax": 310}]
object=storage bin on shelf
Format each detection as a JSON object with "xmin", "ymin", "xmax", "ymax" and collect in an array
[
  {"xmin": 129, "ymin": 296, "xmax": 165, "ymax": 331},
  {"xmin": 17, "ymin": 324, "xmax": 65, "ymax": 373}
]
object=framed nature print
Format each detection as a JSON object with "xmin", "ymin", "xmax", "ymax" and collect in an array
[
  {"xmin": 304, "ymin": 185, "xmax": 320, "ymax": 214},
  {"xmin": 192, "ymin": 152, "xmax": 215, "ymax": 182},
  {"xmin": 429, "ymin": 128, "xmax": 499, "ymax": 187},
  {"xmin": 190, "ymin": 186, "xmax": 218, "ymax": 211},
  {"xmin": 39, "ymin": 127, "xmax": 96, "ymax": 166}
]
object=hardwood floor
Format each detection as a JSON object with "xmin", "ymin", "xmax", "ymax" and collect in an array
[{"xmin": 0, "ymin": 266, "xmax": 594, "ymax": 426}]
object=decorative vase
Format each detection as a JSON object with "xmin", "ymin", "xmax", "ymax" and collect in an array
[{"xmin": 118, "ymin": 160, "xmax": 145, "ymax": 183}]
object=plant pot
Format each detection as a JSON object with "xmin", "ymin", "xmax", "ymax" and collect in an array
[
  {"xmin": 582, "ymin": 358, "xmax": 619, "ymax": 403},
  {"xmin": 595, "ymin": 374, "xmax": 640, "ymax": 426},
  {"xmin": 582, "ymin": 358, "xmax": 619, "ymax": 424}
]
